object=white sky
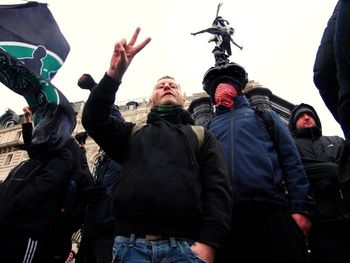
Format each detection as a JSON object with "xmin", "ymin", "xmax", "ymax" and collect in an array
[{"xmin": 0, "ymin": 0, "xmax": 343, "ymax": 136}]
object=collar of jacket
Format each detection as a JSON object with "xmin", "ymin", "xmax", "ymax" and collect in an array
[
  {"xmin": 147, "ymin": 106, "xmax": 194, "ymax": 125},
  {"xmin": 295, "ymin": 127, "xmax": 322, "ymax": 139}
]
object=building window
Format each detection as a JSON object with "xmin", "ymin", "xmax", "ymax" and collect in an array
[
  {"xmin": 126, "ymin": 101, "xmax": 139, "ymax": 111},
  {"xmin": 128, "ymin": 104, "xmax": 136, "ymax": 110},
  {"xmin": 1, "ymin": 148, "xmax": 8, "ymax": 154},
  {"xmin": 4, "ymin": 120, "xmax": 14, "ymax": 128},
  {"xmin": 4, "ymin": 154, "xmax": 13, "ymax": 166}
]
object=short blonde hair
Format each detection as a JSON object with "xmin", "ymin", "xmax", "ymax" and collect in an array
[{"xmin": 156, "ymin": 75, "xmax": 181, "ymax": 89}]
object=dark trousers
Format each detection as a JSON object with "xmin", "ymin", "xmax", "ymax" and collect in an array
[
  {"xmin": 214, "ymin": 205, "xmax": 309, "ymax": 263},
  {"xmin": 309, "ymin": 221, "xmax": 350, "ymax": 263},
  {"xmin": 49, "ymin": 231, "xmax": 73, "ymax": 263},
  {"xmin": 0, "ymin": 234, "xmax": 50, "ymax": 263},
  {"xmin": 76, "ymin": 237, "xmax": 114, "ymax": 263}
]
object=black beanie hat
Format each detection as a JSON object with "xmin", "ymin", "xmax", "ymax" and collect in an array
[{"xmin": 292, "ymin": 107, "xmax": 316, "ymax": 126}]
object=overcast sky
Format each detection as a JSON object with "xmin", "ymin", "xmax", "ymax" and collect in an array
[{"xmin": 0, "ymin": 0, "xmax": 342, "ymax": 136}]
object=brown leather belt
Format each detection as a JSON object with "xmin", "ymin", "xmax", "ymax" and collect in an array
[
  {"xmin": 142, "ymin": 234, "xmax": 164, "ymax": 241},
  {"xmin": 122, "ymin": 234, "xmax": 168, "ymax": 241}
]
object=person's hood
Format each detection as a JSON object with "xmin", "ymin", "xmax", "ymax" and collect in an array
[
  {"xmin": 288, "ymin": 103, "xmax": 322, "ymax": 136},
  {"xmin": 31, "ymin": 88, "xmax": 76, "ymax": 152}
]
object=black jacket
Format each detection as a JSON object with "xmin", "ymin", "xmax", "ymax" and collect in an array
[
  {"xmin": 289, "ymin": 104, "xmax": 350, "ymax": 222},
  {"xmin": 0, "ymin": 122, "xmax": 92, "ymax": 239},
  {"xmin": 0, "ymin": 143, "xmax": 74, "ymax": 239},
  {"xmin": 82, "ymin": 74, "xmax": 233, "ymax": 249},
  {"xmin": 21, "ymin": 122, "xmax": 93, "ymax": 233}
]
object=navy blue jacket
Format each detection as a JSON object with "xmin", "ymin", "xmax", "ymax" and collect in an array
[{"xmin": 209, "ymin": 95, "xmax": 314, "ymax": 214}]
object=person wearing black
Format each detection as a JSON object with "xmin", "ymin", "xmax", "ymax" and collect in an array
[
  {"xmin": 76, "ymin": 147, "xmax": 122, "ymax": 263},
  {"xmin": 14, "ymin": 107, "xmax": 93, "ymax": 263},
  {"xmin": 313, "ymin": 0, "xmax": 350, "ymax": 224},
  {"xmin": 76, "ymin": 74, "xmax": 124, "ymax": 263},
  {"xmin": 313, "ymin": 0, "xmax": 350, "ymax": 141},
  {"xmin": 82, "ymin": 28, "xmax": 232, "ymax": 263},
  {"xmin": 0, "ymin": 107, "xmax": 81, "ymax": 263},
  {"xmin": 289, "ymin": 103, "xmax": 350, "ymax": 263}
]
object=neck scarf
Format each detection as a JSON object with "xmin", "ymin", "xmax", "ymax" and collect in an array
[
  {"xmin": 151, "ymin": 104, "xmax": 183, "ymax": 116},
  {"xmin": 148, "ymin": 104, "xmax": 194, "ymax": 125},
  {"xmin": 214, "ymin": 83, "xmax": 238, "ymax": 110}
]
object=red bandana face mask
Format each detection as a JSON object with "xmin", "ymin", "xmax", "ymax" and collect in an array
[{"xmin": 214, "ymin": 83, "xmax": 238, "ymax": 110}]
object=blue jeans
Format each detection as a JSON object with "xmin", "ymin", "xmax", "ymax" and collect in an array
[{"xmin": 112, "ymin": 234, "xmax": 208, "ymax": 263}]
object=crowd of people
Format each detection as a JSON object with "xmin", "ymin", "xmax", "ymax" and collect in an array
[{"xmin": 0, "ymin": 1, "xmax": 350, "ymax": 262}]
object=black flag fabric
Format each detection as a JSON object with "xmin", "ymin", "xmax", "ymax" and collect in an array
[
  {"xmin": 0, "ymin": 1, "xmax": 70, "ymax": 80},
  {"xmin": 0, "ymin": 2, "xmax": 75, "ymax": 150}
]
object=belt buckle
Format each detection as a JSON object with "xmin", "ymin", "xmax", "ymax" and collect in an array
[{"xmin": 145, "ymin": 234, "xmax": 163, "ymax": 241}]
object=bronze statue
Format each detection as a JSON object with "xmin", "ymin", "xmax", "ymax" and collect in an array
[
  {"xmin": 191, "ymin": 3, "xmax": 242, "ymax": 65},
  {"xmin": 191, "ymin": 3, "xmax": 248, "ymax": 103}
]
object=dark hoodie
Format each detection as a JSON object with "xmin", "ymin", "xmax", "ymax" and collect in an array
[
  {"xmin": 0, "ymin": 141, "xmax": 75, "ymax": 239},
  {"xmin": 289, "ymin": 103, "xmax": 350, "ymax": 222},
  {"xmin": 289, "ymin": 103, "xmax": 344, "ymax": 166}
]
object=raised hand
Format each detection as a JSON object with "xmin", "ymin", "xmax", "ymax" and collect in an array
[
  {"xmin": 107, "ymin": 27, "xmax": 151, "ymax": 81},
  {"xmin": 23, "ymin": 106, "xmax": 32, "ymax": 123}
]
